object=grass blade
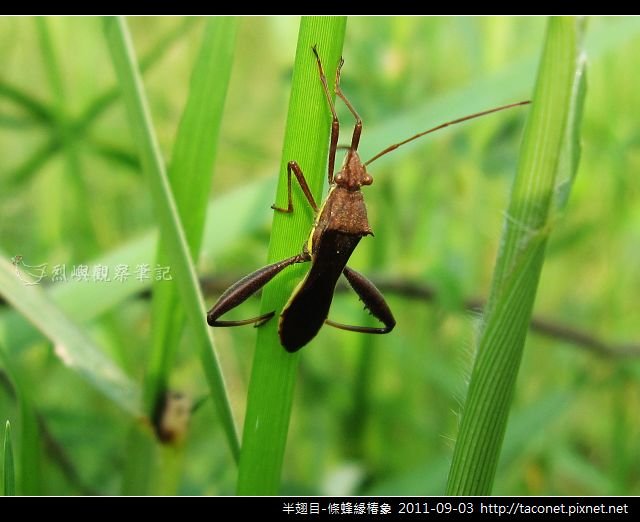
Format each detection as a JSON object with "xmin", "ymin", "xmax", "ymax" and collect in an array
[
  {"xmin": 236, "ymin": 16, "xmax": 347, "ymax": 495},
  {"xmin": 0, "ymin": 350, "xmax": 44, "ymax": 495},
  {"xmin": 0, "ymin": 81, "xmax": 54, "ymax": 125},
  {"xmin": 35, "ymin": 17, "xmax": 94, "ymax": 260},
  {"xmin": 3, "ymin": 17, "xmax": 200, "ymax": 188},
  {"xmin": 102, "ymin": 16, "xmax": 240, "ymax": 461},
  {"xmin": 3, "ymin": 16, "xmax": 627, "ymax": 356},
  {"xmin": 446, "ymin": 17, "xmax": 586, "ymax": 495},
  {"xmin": 0, "ymin": 255, "xmax": 141, "ymax": 415},
  {"xmin": 3, "ymin": 421, "xmax": 15, "ymax": 496},
  {"xmin": 122, "ymin": 17, "xmax": 237, "ymax": 497},
  {"xmin": 146, "ymin": 16, "xmax": 238, "ymax": 416},
  {"xmin": 0, "ymin": 175, "xmax": 276, "ymax": 353}
]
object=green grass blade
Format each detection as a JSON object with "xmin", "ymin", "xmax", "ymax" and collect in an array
[
  {"xmin": 0, "ymin": 14, "xmax": 596, "ymax": 386},
  {"xmin": 102, "ymin": 16, "xmax": 240, "ymax": 461},
  {"xmin": 0, "ymin": 81, "xmax": 54, "ymax": 125},
  {"xmin": 3, "ymin": 17, "xmax": 199, "ymax": 188},
  {"xmin": 35, "ymin": 18, "xmax": 65, "ymax": 104},
  {"xmin": 0, "ymin": 175, "xmax": 276, "ymax": 353},
  {"xmin": 358, "ymin": 17, "xmax": 636, "ymax": 168},
  {"xmin": 1, "ymin": 17, "xmax": 628, "ymax": 357},
  {"xmin": 0, "ymin": 349, "xmax": 44, "ymax": 495},
  {"xmin": 16, "ymin": 380, "xmax": 41, "ymax": 495},
  {"xmin": 123, "ymin": 16, "xmax": 237, "ymax": 497},
  {"xmin": 3, "ymin": 421, "xmax": 15, "ymax": 496},
  {"xmin": 236, "ymin": 16, "xmax": 347, "ymax": 495},
  {"xmin": 78, "ymin": 17, "xmax": 201, "ymax": 133},
  {"xmin": 552, "ymin": 46, "xmax": 586, "ymax": 216},
  {"xmin": 35, "ymin": 17, "xmax": 94, "ymax": 260},
  {"xmin": 146, "ymin": 17, "xmax": 238, "ymax": 416},
  {"xmin": 446, "ymin": 17, "xmax": 586, "ymax": 495},
  {"xmin": 0, "ymin": 256, "xmax": 141, "ymax": 415}
]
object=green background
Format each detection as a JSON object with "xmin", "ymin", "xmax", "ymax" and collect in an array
[{"xmin": 0, "ymin": 16, "xmax": 639, "ymax": 495}]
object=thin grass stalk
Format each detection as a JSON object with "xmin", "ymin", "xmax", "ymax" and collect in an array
[
  {"xmin": 446, "ymin": 16, "xmax": 585, "ymax": 495},
  {"xmin": 236, "ymin": 16, "xmax": 347, "ymax": 495},
  {"xmin": 103, "ymin": 16, "xmax": 240, "ymax": 464}
]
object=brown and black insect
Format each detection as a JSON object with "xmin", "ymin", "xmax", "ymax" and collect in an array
[{"xmin": 207, "ymin": 46, "xmax": 529, "ymax": 352}]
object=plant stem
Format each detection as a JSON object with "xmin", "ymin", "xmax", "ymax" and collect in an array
[
  {"xmin": 236, "ymin": 16, "xmax": 347, "ymax": 495},
  {"xmin": 446, "ymin": 16, "xmax": 585, "ymax": 495},
  {"xmin": 103, "ymin": 16, "xmax": 240, "ymax": 464}
]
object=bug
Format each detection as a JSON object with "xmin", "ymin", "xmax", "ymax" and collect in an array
[{"xmin": 207, "ymin": 46, "xmax": 529, "ymax": 352}]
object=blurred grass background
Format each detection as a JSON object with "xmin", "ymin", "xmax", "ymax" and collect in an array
[{"xmin": 1, "ymin": 16, "xmax": 639, "ymax": 495}]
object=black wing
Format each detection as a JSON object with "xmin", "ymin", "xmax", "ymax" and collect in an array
[{"xmin": 279, "ymin": 230, "xmax": 362, "ymax": 352}]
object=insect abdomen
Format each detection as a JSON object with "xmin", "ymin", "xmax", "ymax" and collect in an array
[{"xmin": 279, "ymin": 230, "xmax": 362, "ymax": 352}]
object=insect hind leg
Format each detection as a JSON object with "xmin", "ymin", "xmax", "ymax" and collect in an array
[
  {"xmin": 324, "ymin": 266, "xmax": 395, "ymax": 334},
  {"xmin": 207, "ymin": 253, "xmax": 309, "ymax": 328}
]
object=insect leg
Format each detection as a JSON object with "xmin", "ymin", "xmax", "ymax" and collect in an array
[
  {"xmin": 271, "ymin": 161, "xmax": 319, "ymax": 214},
  {"xmin": 324, "ymin": 266, "xmax": 396, "ymax": 334},
  {"xmin": 334, "ymin": 57, "xmax": 362, "ymax": 151},
  {"xmin": 312, "ymin": 45, "xmax": 340, "ymax": 184},
  {"xmin": 207, "ymin": 253, "xmax": 310, "ymax": 327}
]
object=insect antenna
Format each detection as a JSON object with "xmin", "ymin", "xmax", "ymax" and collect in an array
[{"xmin": 364, "ymin": 100, "xmax": 530, "ymax": 166}]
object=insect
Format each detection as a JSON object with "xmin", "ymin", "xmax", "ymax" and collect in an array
[{"xmin": 207, "ymin": 46, "xmax": 529, "ymax": 352}]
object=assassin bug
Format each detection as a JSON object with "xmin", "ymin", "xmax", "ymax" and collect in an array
[{"xmin": 207, "ymin": 46, "xmax": 529, "ymax": 352}]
